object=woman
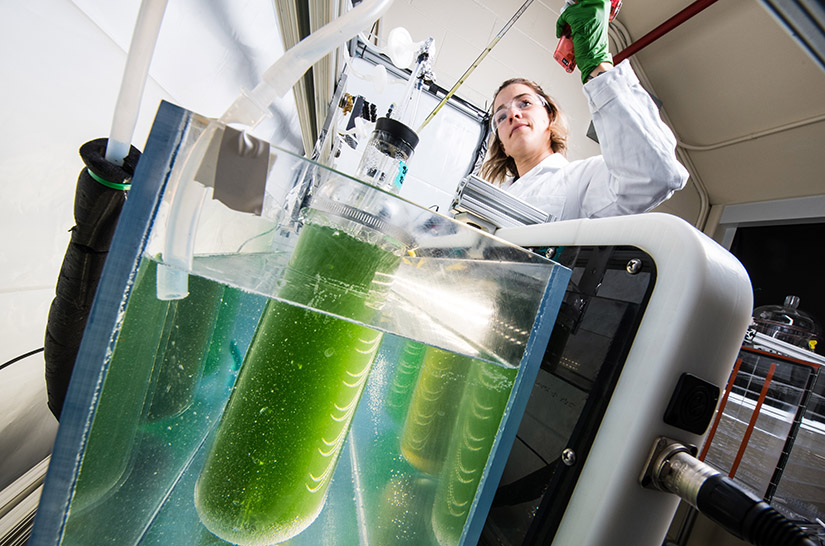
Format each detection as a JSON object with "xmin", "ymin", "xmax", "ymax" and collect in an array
[{"xmin": 481, "ymin": 0, "xmax": 688, "ymax": 221}]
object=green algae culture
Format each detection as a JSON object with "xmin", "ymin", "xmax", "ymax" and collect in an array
[
  {"xmin": 385, "ymin": 339, "xmax": 427, "ymax": 424},
  {"xmin": 431, "ymin": 360, "xmax": 518, "ymax": 546},
  {"xmin": 195, "ymin": 219, "xmax": 402, "ymax": 546},
  {"xmin": 146, "ymin": 274, "xmax": 225, "ymax": 421},
  {"xmin": 69, "ymin": 257, "xmax": 239, "ymax": 519},
  {"xmin": 70, "ymin": 258, "xmax": 171, "ymax": 514},
  {"xmin": 400, "ymin": 347, "xmax": 473, "ymax": 476}
]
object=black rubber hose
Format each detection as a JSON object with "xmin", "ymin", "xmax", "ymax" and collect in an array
[
  {"xmin": 44, "ymin": 138, "xmax": 141, "ymax": 420},
  {"xmin": 696, "ymin": 474, "xmax": 816, "ymax": 546}
]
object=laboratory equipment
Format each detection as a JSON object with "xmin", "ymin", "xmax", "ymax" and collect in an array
[
  {"xmin": 692, "ymin": 328, "xmax": 825, "ymax": 542},
  {"xmin": 752, "ymin": 295, "xmax": 822, "ymax": 352},
  {"xmin": 452, "ymin": 173, "xmax": 552, "ymax": 232},
  {"xmin": 31, "ymin": 101, "xmax": 569, "ymax": 546},
  {"xmin": 355, "ymin": 116, "xmax": 419, "ymax": 190},
  {"xmin": 641, "ymin": 437, "xmax": 815, "ymax": 546},
  {"xmin": 389, "ymin": 35, "xmax": 434, "ymax": 125},
  {"xmin": 323, "ymin": 37, "xmax": 488, "ymax": 213},
  {"xmin": 28, "ymin": 7, "xmax": 800, "ymax": 543},
  {"xmin": 353, "ymin": 28, "xmax": 433, "ymax": 191},
  {"xmin": 194, "ymin": 211, "xmax": 403, "ymax": 544},
  {"xmin": 481, "ymin": 213, "xmax": 759, "ymax": 545},
  {"xmin": 417, "ymin": 0, "xmax": 536, "ymax": 132},
  {"xmin": 33, "ymin": 103, "xmax": 790, "ymax": 545}
]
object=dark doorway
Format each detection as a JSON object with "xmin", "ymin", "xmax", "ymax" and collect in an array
[{"xmin": 729, "ymin": 222, "xmax": 824, "ymax": 356}]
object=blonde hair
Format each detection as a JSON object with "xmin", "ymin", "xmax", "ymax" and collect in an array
[{"xmin": 480, "ymin": 78, "xmax": 568, "ymax": 184}]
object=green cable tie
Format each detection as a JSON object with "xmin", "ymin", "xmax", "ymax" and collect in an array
[{"xmin": 87, "ymin": 168, "xmax": 131, "ymax": 191}]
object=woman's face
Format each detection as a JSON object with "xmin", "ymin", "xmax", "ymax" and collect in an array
[{"xmin": 492, "ymin": 83, "xmax": 552, "ymax": 160}]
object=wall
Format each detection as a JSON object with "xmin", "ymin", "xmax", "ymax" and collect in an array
[{"xmin": 0, "ymin": 0, "xmax": 301, "ymax": 491}]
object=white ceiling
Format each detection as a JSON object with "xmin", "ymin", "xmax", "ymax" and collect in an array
[{"xmin": 378, "ymin": 0, "xmax": 825, "ymax": 227}]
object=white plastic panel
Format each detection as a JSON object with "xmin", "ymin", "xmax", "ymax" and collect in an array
[{"xmin": 497, "ymin": 213, "xmax": 754, "ymax": 546}]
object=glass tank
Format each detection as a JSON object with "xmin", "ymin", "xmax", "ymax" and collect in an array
[
  {"xmin": 700, "ymin": 345, "xmax": 823, "ymax": 531},
  {"xmin": 32, "ymin": 101, "xmax": 570, "ymax": 546}
]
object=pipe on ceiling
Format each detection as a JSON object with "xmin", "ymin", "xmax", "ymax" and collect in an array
[{"xmin": 614, "ymin": 0, "xmax": 722, "ymax": 64}]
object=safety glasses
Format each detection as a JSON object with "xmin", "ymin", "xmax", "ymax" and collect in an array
[{"xmin": 491, "ymin": 93, "xmax": 549, "ymax": 133}]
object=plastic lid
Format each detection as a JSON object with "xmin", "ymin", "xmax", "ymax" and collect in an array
[{"xmin": 375, "ymin": 117, "xmax": 419, "ymax": 151}]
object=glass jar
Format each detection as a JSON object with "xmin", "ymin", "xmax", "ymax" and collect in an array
[
  {"xmin": 752, "ymin": 295, "xmax": 822, "ymax": 351},
  {"xmin": 355, "ymin": 117, "xmax": 419, "ymax": 192}
]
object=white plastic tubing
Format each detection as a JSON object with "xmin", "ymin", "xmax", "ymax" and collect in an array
[
  {"xmin": 220, "ymin": 0, "xmax": 395, "ymax": 127},
  {"xmin": 105, "ymin": 0, "xmax": 168, "ymax": 166},
  {"xmin": 159, "ymin": 0, "xmax": 394, "ymax": 299}
]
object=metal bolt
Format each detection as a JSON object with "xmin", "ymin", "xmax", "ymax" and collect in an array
[
  {"xmin": 561, "ymin": 448, "xmax": 577, "ymax": 466},
  {"xmin": 545, "ymin": 247, "xmax": 557, "ymax": 259},
  {"xmin": 626, "ymin": 258, "xmax": 643, "ymax": 275}
]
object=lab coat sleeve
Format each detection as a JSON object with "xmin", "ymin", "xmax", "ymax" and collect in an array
[{"xmin": 577, "ymin": 60, "xmax": 688, "ymax": 218}]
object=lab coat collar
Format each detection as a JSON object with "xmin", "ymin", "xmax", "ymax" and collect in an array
[
  {"xmin": 504, "ymin": 153, "xmax": 568, "ymax": 188},
  {"xmin": 499, "ymin": 153, "xmax": 568, "ymax": 191},
  {"xmin": 523, "ymin": 153, "xmax": 569, "ymax": 177}
]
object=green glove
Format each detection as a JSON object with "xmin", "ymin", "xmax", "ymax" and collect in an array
[{"xmin": 556, "ymin": 0, "xmax": 613, "ymax": 83}]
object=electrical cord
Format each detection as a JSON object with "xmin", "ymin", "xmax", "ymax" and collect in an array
[
  {"xmin": 695, "ymin": 472, "xmax": 816, "ymax": 546},
  {"xmin": 643, "ymin": 438, "xmax": 816, "ymax": 546},
  {"xmin": 0, "ymin": 347, "xmax": 45, "ymax": 372}
]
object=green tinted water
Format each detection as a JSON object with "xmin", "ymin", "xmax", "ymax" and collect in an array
[
  {"xmin": 147, "ymin": 273, "xmax": 225, "ymax": 420},
  {"xmin": 67, "ymin": 220, "xmax": 519, "ymax": 546},
  {"xmin": 70, "ymin": 258, "xmax": 170, "ymax": 514},
  {"xmin": 68, "ymin": 257, "xmax": 248, "ymax": 525},
  {"xmin": 364, "ymin": 349, "xmax": 517, "ymax": 546}
]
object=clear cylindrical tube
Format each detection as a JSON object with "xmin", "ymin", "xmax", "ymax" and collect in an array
[
  {"xmin": 106, "ymin": 0, "xmax": 168, "ymax": 165},
  {"xmin": 195, "ymin": 205, "xmax": 404, "ymax": 545}
]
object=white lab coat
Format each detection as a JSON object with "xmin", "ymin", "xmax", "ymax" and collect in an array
[{"xmin": 500, "ymin": 60, "xmax": 688, "ymax": 221}]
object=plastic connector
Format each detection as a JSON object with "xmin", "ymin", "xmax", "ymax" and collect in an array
[{"xmin": 219, "ymin": 90, "xmax": 271, "ymax": 127}]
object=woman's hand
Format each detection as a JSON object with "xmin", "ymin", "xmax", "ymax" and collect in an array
[{"xmin": 556, "ymin": 0, "xmax": 613, "ymax": 84}]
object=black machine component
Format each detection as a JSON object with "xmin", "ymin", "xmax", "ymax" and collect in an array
[
  {"xmin": 663, "ymin": 373, "xmax": 720, "ymax": 435},
  {"xmin": 480, "ymin": 244, "xmax": 657, "ymax": 545}
]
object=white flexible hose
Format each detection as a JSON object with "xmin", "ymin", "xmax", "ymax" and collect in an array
[
  {"xmin": 220, "ymin": 0, "xmax": 394, "ymax": 127},
  {"xmin": 159, "ymin": 0, "xmax": 395, "ymax": 299},
  {"xmin": 105, "ymin": 0, "xmax": 168, "ymax": 165}
]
